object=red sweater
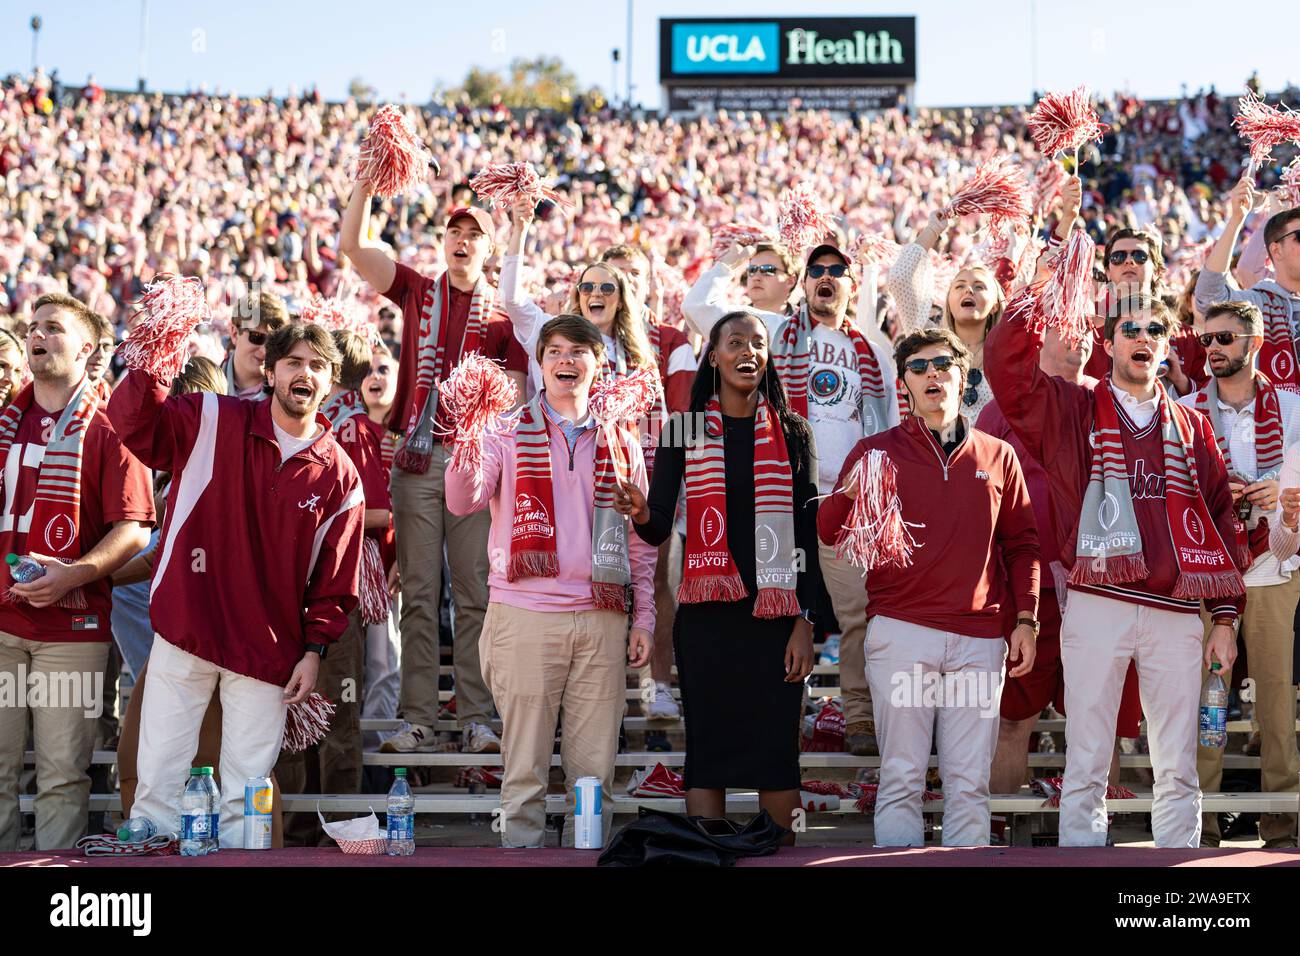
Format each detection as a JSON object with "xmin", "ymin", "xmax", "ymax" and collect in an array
[
  {"xmin": 108, "ymin": 371, "xmax": 367, "ymax": 685},
  {"xmin": 647, "ymin": 321, "xmax": 696, "ymax": 415},
  {"xmin": 985, "ymin": 314, "xmax": 1245, "ymax": 619},
  {"xmin": 817, "ymin": 415, "xmax": 1040, "ymax": 638}
]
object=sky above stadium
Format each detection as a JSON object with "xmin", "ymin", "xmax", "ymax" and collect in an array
[{"xmin": 2, "ymin": 0, "xmax": 1295, "ymax": 108}]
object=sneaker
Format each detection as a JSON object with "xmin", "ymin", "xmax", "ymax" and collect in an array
[
  {"xmin": 644, "ymin": 730, "xmax": 673, "ymax": 753},
  {"xmin": 379, "ymin": 722, "xmax": 439, "ymax": 753},
  {"xmin": 646, "ymin": 682, "xmax": 681, "ymax": 721},
  {"xmin": 818, "ymin": 633, "xmax": 841, "ymax": 666},
  {"xmin": 462, "ymin": 722, "xmax": 502, "ymax": 754},
  {"xmin": 844, "ymin": 720, "xmax": 878, "ymax": 757},
  {"xmin": 626, "ymin": 763, "xmax": 685, "ymax": 798}
]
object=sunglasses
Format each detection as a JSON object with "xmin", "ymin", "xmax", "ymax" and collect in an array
[
  {"xmin": 1107, "ymin": 249, "xmax": 1150, "ymax": 266},
  {"xmin": 904, "ymin": 355, "xmax": 957, "ymax": 375},
  {"xmin": 963, "ymin": 368, "xmax": 983, "ymax": 407},
  {"xmin": 243, "ymin": 329, "xmax": 269, "ymax": 346},
  {"xmin": 1197, "ymin": 331, "xmax": 1250, "ymax": 347},
  {"xmin": 1118, "ymin": 320, "xmax": 1169, "ymax": 340},
  {"xmin": 806, "ymin": 264, "xmax": 849, "ymax": 279},
  {"xmin": 746, "ymin": 264, "xmax": 781, "ymax": 277},
  {"xmin": 1274, "ymin": 228, "xmax": 1300, "ymax": 247},
  {"xmin": 578, "ymin": 282, "xmax": 617, "ymax": 296}
]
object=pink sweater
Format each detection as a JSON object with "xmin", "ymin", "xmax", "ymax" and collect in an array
[{"xmin": 446, "ymin": 421, "xmax": 656, "ymax": 633}]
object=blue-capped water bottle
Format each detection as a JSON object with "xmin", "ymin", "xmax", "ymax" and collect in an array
[
  {"xmin": 117, "ymin": 817, "xmax": 157, "ymax": 842},
  {"xmin": 1199, "ymin": 663, "xmax": 1228, "ymax": 749},
  {"xmin": 180, "ymin": 767, "xmax": 220, "ymax": 856},
  {"xmin": 386, "ymin": 767, "xmax": 415, "ymax": 856}
]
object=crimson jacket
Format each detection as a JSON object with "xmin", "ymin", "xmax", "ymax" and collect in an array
[
  {"xmin": 985, "ymin": 313, "xmax": 1245, "ymax": 620},
  {"xmin": 817, "ymin": 415, "xmax": 1040, "ymax": 639},
  {"xmin": 108, "ymin": 370, "xmax": 366, "ymax": 685}
]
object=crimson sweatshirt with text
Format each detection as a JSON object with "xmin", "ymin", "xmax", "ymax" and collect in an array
[
  {"xmin": 108, "ymin": 370, "xmax": 367, "ymax": 686},
  {"xmin": 985, "ymin": 313, "xmax": 1245, "ymax": 620},
  {"xmin": 816, "ymin": 415, "xmax": 1040, "ymax": 638}
]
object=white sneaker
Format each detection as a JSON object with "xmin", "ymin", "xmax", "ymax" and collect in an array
[
  {"xmin": 462, "ymin": 722, "xmax": 502, "ymax": 754},
  {"xmin": 646, "ymin": 682, "xmax": 681, "ymax": 721},
  {"xmin": 379, "ymin": 722, "xmax": 438, "ymax": 753}
]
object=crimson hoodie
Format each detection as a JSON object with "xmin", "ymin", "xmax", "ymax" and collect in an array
[
  {"xmin": 108, "ymin": 371, "xmax": 366, "ymax": 686},
  {"xmin": 817, "ymin": 415, "xmax": 1040, "ymax": 638},
  {"xmin": 985, "ymin": 313, "xmax": 1244, "ymax": 620}
]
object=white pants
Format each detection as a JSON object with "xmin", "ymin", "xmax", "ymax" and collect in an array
[
  {"xmin": 865, "ymin": 616, "xmax": 1007, "ymax": 847},
  {"xmin": 133, "ymin": 637, "xmax": 288, "ymax": 847},
  {"xmin": 1059, "ymin": 591, "xmax": 1203, "ymax": 847}
]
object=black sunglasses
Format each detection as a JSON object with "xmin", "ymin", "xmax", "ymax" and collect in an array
[
  {"xmin": 1108, "ymin": 249, "xmax": 1150, "ymax": 266},
  {"xmin": 243, "ymin": 329, "xmax": 268, "ymax": 346},
  {"xmin": 1118, "ymin": 320, "xmax": 1169, "ymax": 340},
  {"xmin": 904, "ymin": 355, "xmax": 957, "ymax": 375},
  {"xmin": 746, "ymin": 264, "xmax": 781, "ymax": 277},
  {"xmin": 806, "ymin": 264, "xmax": 849, "ymax": 279},
  {"xmin": 1197, "ymin": 331, "xmax": 1250, "ymax": 347},
  {"xmin": 578, "ymin": 281, "xmax": 617, "ymax": 295},
  {"xmin": 1274, "ymin": 228, "xmax": 1300, "ymax": 247},
  {"xmin": 963, "ymin": 368, "xmax": 983, "ymax": 407}
]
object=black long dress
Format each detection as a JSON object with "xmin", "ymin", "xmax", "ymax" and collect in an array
[{"xmin": 635, "ymin": 410, "xmax": 821, "ymax": 791}]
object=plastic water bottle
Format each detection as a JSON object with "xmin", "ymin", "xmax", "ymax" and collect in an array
[
  {"xmin": 117, "ymin": 817, "xmax": 157, "ymax": 842},
  {"xmin": 6, "ymin": 553, "xmax": 44, "ymax": 583},
  {"xmin": 386, "ymin": 767, "xmax": 415, "ymax": 856},
  {"xmin": 180, "ymin": 767, "xmax": 220, "ymax": 856},
  {"xmin": 1199, "ymin": 664, "xmax": 1228, "ymax": 749}
]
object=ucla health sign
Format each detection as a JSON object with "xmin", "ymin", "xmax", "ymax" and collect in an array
[{"xmin": 662, "ymin": 16, "xmax": 916, "ymax": 82}]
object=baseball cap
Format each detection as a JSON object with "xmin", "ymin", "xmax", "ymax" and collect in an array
[
  {"xmin": 805, "ymin": 243, "xmax": 850, "ymax": 272},
  {"xmin": 445, "ymin": 206, "xmax": 494, "ymax": 235}
]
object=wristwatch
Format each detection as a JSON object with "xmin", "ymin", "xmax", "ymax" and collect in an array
[
  {"xmin": 1016, "ymin": 616, "xmax": 1040, "ymax": 639},
  {"xmin": 304, "ymin": 642, "xmax": 328, "ymax": 660},
  {"xmin": 1211, "ymin": 615, "xmax": 1238, "ymax": 632},
  {"xmin": 799, "ymin": 608, "xmax": 815, "ymax": 625}
]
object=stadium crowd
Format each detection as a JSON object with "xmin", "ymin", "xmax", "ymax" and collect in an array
[{"xmin": 2, "ymin": 63, "xmax": 1300, "ymax": 852}]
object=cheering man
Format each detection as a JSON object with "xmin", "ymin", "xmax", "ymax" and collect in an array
[{"xmin": 987, "ymin": 288, "xmax": 1246, "ymax": 848}]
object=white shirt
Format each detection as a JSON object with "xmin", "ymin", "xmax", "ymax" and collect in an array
[
  {"xmin": 273, "ymin": 420, "xmax": 322, "ymax": 464},
  {"xmin": 1111, "ymin": 383, "xmax": 1160, "ymax": 429}
]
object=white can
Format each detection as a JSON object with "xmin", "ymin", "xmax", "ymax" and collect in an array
[
  {"xmin": 243, "ymin": 776, "xmax": 274, "ymax": 850},
  {"xmin": 573, "ymin": 776, "xmax": 603, "ymax": 849}
]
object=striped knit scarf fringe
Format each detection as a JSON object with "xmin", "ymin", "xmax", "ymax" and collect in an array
[
  {"xmin": 507, "ymin": 396, "xmax": 633, "ymax": 612},
  {"xmin": 321, "ymin": 389, "xmax": 368, "ymax": 427},
  {"xmin": 1070, "ymin": 378, "xmax": 1244, "ymax": 599},
  {"xmin": 771, "ymin": 303, "xmax": 904, "ymax": 433},
  {"xmin": 678, "ymin": 395, "xmax": 799, "ymax": 618},
  {"xmin": 394, "ymin": 274, "xmax": 493, "ymax": 474},
  {"xmin": 0, "ymin": 379, "xmax": 97, "ymax": 610},
  {"xmin": 1257, "ymin": 288, "xmax": 1300, "ymax": 392},
  {"xmin": 1194, "ymin": 372, "xmax": 1284, "ymax": 568}
]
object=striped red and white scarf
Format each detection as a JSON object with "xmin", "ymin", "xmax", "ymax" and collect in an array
[
  {"xmin": 1070, "ymin": 378, "xmax": 1244, "ymax": 599},
  {"xmin": 1257, "ymin": 286, "xmax": 1300, "ymax": 392},
  {"xmin": 771, "ymin": 304, "xmax": 904, "ymax": 435},
  {"xmin": 508, "ymin": 394, "xmax": 634, "ymax": 612},
  {"xmin": 394, "ymin": 273, "xmax": 494, "ymax": 474},
  {"xmin": 679, "ymin": 394, "xmax": 799, "ymax": 618},
  {"xmin": 1193, "ymin": 372, "xmax": 1284, "ymax": 566},
  {"xmin": 0, "ymin": 379, "xmax": 98, "ymax": 608}
]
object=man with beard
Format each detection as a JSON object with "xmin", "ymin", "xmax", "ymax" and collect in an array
[
  {"xmin": 1178, "ymin": 300, "xmax": 1300, "ymax": 847},
  {"xmin": 109, "ymin": 322, "xmax": 365, "ymax": 847}
]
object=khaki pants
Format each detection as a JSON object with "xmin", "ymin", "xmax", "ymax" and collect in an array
[
  {"xmin": 820, "ymin": 542, "xmax": 871, "ymax": 726},
  {"xmin": 391, "ymin": 443, "xmax": 494, "ymax": 728},
  {"xmin": 1197, "ymin": 575, "xmax": 1300, "ymax": 847},
  {"xmin": 275, "ymin": 610, "xmax": 364, "ymax": 846},
  {"xmin": 0, "ymin": 632, "xmax": 108, "ymax": 851},
  {"xmin": 1060, "ymin": 591, "xmax": 1203, "ymax": 847},
  {"xmin": 480, "ymin": 603, "xmax": 628, "ymax": 849},
  {"xmin": 865, "ymin": 616, "xmax": 1006, "ymax": 847}
]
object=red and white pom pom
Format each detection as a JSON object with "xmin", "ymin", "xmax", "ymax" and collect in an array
[
  {"xmin": 655, "ymin": 262, "xmax": 688, "ymax": 327},
  {"xmin": 282, "ymin": 692, "xmax": 336, "ymax": 754},
  {"xmin": 1279, "ymin": 158, "xmax": 1300, "ymax": 207},
  {"xmin": 1036, "ymin": 230, "xmax": 1097, "ymax": 347},
  {"xmin": 589, "ymin": 365, "xmax": 661, "ymax": 427},
  {"xmin": 299, "ymin": 294, "xmax": 376, "ymax": 342},
  {"xmin": 834, "ymin": 449, "xmax": 921, "ymax": 572},
  {"xmin": 1027, "ymin": 86, "xmax": 1108, "ymax": 162},
  {"xmin": 119, "ymin": 274, "xmax": 211, "ymax": 383},
  {"xmin": 709, "ymin": 220, "xmax": 775, "ymax": 260},
  {"xmin": 940, "ymin": 156, "xmax": 1033, "ymax": 230},
  {"xmin": 777, "ymin": 183, "xmax": 835, "ymax": 256},
  {"xmin": 355, "ymin": 105, "xmax": 433, "ymax": 199},
  {"xmin": 469, "ymin": 162, "xmax": 574, "ymax": 215},
  {"xmin": 1032, "ymin": 161, "xmax": 1067, "ymax": 222},
  {"xmin": 434, "ymin": 353, "xmax": 519, "ymax": 484},
  {"xmin": 849, "ymin": 233, "xmax": 903, "ymax": 271},
  {"xmin": 1233, "ymin": 91, "xmax": 1300, "ymax": 177},
  {"xmin": 359, "ymin": 537, "xmax": 390, "ymax": 625}
]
